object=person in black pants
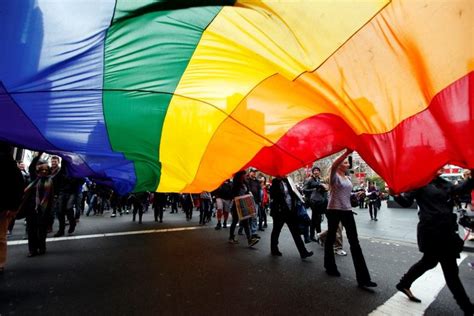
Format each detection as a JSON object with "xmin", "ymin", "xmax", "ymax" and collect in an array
[
  {"xmin": 392, "ymin": 169, "xmax": 473, "ymax": 315},
  {"xmin": 270, "ymin": 176, "xmax": 313, "ymax": 259},
  {"xmin": 367, "ymin": 183, "xmax": 380, "ymax": 221},
  {"xmin": 55, "ymin": 159, "xmax": 78, "ymax": 236},
  {"xmin": 228, "ymin": 171, "xmax": 259, "ymax": 247},
  {"xmin": 303, "ymin": 167, "xmax": 328, "ymax": 242},
  {"xmin": 153, "ymin": 193, "xmax": 167, "ymax": 223},
  {"xmin": 182, "ymin": 194, "xmax": 193, "ymax": 220},
  {"xmin": 0, "ymin": 143, "xmax": 25, "ymax": 272},
  {"xmin": 170, "ymin": 193, "xmax": 180, "ymax": 214},
  {"xmin": 21, "ymin": 160, "xmax": 54, "ymax": 257},
  {"xmin": 130, "ymin": 192, "xmax": 146, "ymax": 224},
  {"xmin": 323, "ymin": 149, "xmax": 376, "ymax": 289}
]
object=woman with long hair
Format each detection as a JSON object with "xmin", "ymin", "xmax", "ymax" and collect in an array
[
  {"xmin": 22, "ymin": 160, "xmax": 54, "ymax": 257},
  {"xmin": 324, "ymin": 149, "xmax": 376, "ymax": 289},
  {"xmin": 228, "ymin": 170, "xmax": 259, "ymax": 247}
]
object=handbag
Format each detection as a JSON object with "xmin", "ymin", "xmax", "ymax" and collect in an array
[
  {"xmin": 234, "ymin": 194, "xmax": 257, "ymax": 220},
  {"xmin": 458, "ymin": 209, "xmax": 474, "ymax": 230},
  {"xmin": 350, "ymin": 193, "xmax": 359, "ymax": 208},
  {"xmin": 296, "ymin": 202, "xmax": 311, "ymax": 225}
]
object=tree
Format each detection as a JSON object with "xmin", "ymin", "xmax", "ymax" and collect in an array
[{"xmin": 366, "ymin": 175, "xmax": 386, "ymax": 193}]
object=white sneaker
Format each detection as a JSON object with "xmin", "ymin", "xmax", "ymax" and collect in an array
[{"xmin": 335, "ymin": 249, "xmax": 347, "ymax": 256}]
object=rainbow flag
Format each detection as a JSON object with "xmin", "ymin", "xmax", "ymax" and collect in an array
[{"xmin": 1, "ymin": 0, "xmax": 472, "ymax": 193}]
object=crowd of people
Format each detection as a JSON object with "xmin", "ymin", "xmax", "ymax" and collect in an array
[{"xmin": 1, "ymin": 143, "xmax": 473, "ymax": 314}]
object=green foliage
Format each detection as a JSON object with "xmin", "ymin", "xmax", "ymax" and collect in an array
[{"xmin": 366, "ymin": 176, "xmax": 386, "ymax": 193}]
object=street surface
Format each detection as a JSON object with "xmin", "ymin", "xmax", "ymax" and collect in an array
[{"xmin": 2, "ymin": 203, "xmax": 473, "ymax": 315}]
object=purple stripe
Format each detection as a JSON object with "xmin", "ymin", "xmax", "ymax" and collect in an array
[
  {"xmin": 0, "ymin": 82, "xmax": 95, "ymax": 177},
  {"xmin": 0, "ymin": 82, "xmax": 54, "ymax": 151}
]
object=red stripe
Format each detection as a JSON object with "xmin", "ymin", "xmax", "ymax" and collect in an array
[{"xmin": 246, "ymin": 72, "xmax": 474, "ymax": 192}]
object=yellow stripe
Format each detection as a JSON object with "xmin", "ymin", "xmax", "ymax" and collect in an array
[
  {"xmin": 182, "ymin": 0, "xmax": 474, "ymax": 192},
  {"xmin": 158, "ymin": 0, "xmax": 388, "ymax": 192}
]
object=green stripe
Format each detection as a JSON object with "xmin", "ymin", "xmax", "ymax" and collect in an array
[
  {"xmin": 113, "ymin": 0, "xmax": 235, "ymax": 23},
  {"xmin": 103, "ymin": 4, "xmax": 222, "ymax": 192}
]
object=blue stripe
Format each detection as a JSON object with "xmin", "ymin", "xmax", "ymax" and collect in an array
[{"xmin": 0, "ymin": 0, "xmax": 135, "ymax": 193}]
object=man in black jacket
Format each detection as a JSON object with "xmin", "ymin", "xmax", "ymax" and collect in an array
[
  {"xmin": 393, "ymin": 168, "xmax": 473, "ymax": 315},
  {"xmin": 0, "ymin": 143, "xmax": 24, "ymax": 273},
  {"xmin": 214, "ymin": 179, "xmax": 233, "ymax": 230},
  {"xmin": 52, "ymin": 158, "xmax": 77, "ymax": 237},
  {"xmin": 303, "ymin": 167, "xmax": 328, "ymax": 242},
  {"xmin": 270, "ymin": 176, "xmax": 313, "ymax": 259}
]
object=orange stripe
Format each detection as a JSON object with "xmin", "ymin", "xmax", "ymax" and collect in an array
[
  {"xmin": 182, "ymin": 0, "xmax": 473, "ymax": 193},
  {"xmin": 247, "ymin": 72, "xmax": 474, "ymax": 192}
]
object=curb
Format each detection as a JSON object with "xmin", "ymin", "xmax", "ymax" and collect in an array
[{"xmin": 463, "ymin": 243, "xmax": 474, "ymax": 253}]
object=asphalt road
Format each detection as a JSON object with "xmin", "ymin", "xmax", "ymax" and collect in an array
[{"xmin": 1, "ymin": 203, "xmax": 473, "ymax": 315}]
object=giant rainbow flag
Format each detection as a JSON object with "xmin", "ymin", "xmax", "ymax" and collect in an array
[{"xmin": 1, "ymin": 0, "xmax": 473, "ymax": 194}]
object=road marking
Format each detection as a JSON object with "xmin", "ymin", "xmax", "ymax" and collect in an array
[
  {"xmin": 7, "ymin": 226, "xmax": 210, "ymax": 246},
  {"xmin": 369, "ymin": 253, "xmax": 468, "ymax": 316}
]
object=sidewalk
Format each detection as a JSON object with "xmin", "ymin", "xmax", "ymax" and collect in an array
[{"xmin": 351, "ymin": 202, "xmax": 474, "ymax": 252}]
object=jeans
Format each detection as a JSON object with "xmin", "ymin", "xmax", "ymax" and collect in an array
[
  {"xmin": 200, "ymin": 199, "xmax": 211, "ymax": 224},
  {"xmin": 51, "ymin": 193, "xmax": 65, "ymax": 228},
  {"xmin": 229, "ymin": 207, "xmax": 250, "ymax": 240},
  {"xmin": 86, "ymin": 194, "xmax": 97, "ymax": 216},
  {"xmin": 72, "ymin": 192, "xmax": 83, "ymax": 220},
  {"xmin": 57, "ymin": 193, "xmax": 76, "ymax": 234},
  {"xmin": 250, "ymin": 204, "xmax": 259, "ymax": 234}
]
